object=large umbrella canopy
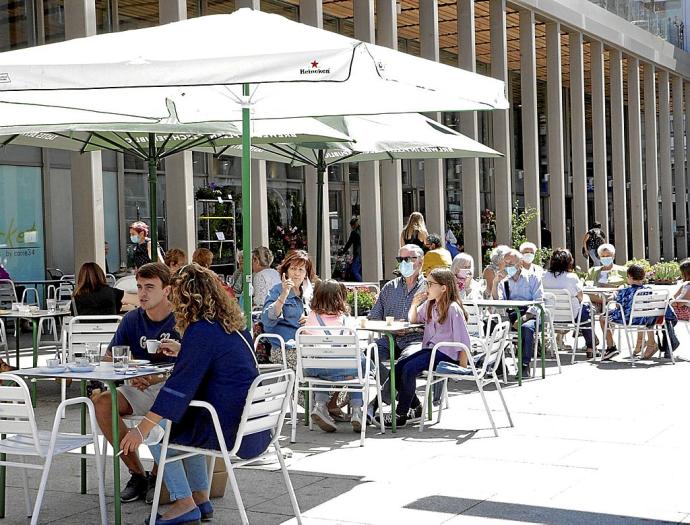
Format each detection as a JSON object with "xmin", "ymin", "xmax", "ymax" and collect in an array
[
  {"xmin": 215, "ymin": 113, "xmax": 502, "ymax": 272},
  {"xmin": 0, "ymin": 8, "xmax": 509, "ymax": 328}
]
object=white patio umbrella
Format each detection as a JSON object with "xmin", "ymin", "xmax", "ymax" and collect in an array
[
  {"xmin": 0, "ymin": 8, "xmax": 509, "ymax": 325},
  {"xmin": 214, "ymin": 112, "xmax": 502, "ymax": 272}
]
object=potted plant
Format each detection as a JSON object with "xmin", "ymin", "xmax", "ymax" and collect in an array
[
  {"xmin": 346, "ymin": 287, "xmax": 377, "ymax": 316},
  {"xmin": 648, "ymin": 261, "xmax": 680, "ymax": 284}
]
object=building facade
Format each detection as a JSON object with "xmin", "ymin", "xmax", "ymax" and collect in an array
[{"xmin": 0, "ymin": 0, "xmax": 689, "ymax": 282}]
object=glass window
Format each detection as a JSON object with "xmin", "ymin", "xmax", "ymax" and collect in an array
[
  {"xmin": 206, "ymin": 0, "xmax": 235, "ymax": 14},
  {"xmin": 103, "ymin": 171, "xmax": 121, "ymax": 272},
  {"xmin": 0, "ymin": 0, "xmax": 34, "ymax": 50},
  {"xmin": 118, "ymin": 0, "xmax": 159, "ymax": 31},
  {"xmin": 43, "ymin": 0, "xmax": 65, "ymax": 43},
  {"xmin": 262, "ymin": 0, "xmax": 298, "ymax": 22},
  {"xmin": 0, "ymin": 166, "xmax": 45, "ymax": 281},
  {"xmin": 96, "ymin": 0, "xmax": 116, "ymax": 33}
]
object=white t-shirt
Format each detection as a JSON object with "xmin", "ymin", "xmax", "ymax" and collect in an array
[
  {"xmin": 523, "ymin": 263, "xmax": 545, "ymax": 279},
  {"xmin": 252, "ymin": 268, "xmax": 281, "ymax": 309},
  {"xmin": 542, "ymin": 271, "xmax": 582, "ymax": 315}
]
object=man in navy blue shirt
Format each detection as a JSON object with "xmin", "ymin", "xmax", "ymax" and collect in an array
[{"xmin": 94, "ymin": 263, "xmax": 180, "ymax": 504}]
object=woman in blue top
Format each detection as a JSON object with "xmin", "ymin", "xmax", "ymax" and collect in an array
[
  {"xmin": 261, "ymin": 249, "xmax": 316, "ymax": 368},
  {"xmin": 121, "ymin": 263, "xmax": 270, "ymax": 525}
]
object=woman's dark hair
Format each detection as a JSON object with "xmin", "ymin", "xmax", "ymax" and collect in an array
[
  {"xmin": 136, "ymin": 262, "xmax": 172, "ymax": 287},
  {"xmin": 627, "ymin": 263, "xmax": 646, "ymax": 281},
  {"xmin": 592, "ymin": 221, "xmax": 602, "ymax": 229},
  {"xmin": 426, "ymin": 233, "xmax": 442, "ymax": 249},
  {"xmin": 548, "ymin": 248, "xmax": 574, "ymax": 277},
  {"xmin": 310, "ymin": 279, "xmax": 349, "ymax": 316},
  {"xmin": 74, "ymin": 262, "xmax": 107, "ymax": 297},
  {"xmin": 680, "ymin": 259, "xmax": 690, "ymax": 281}
]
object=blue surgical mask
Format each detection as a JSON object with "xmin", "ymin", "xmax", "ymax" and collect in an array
[
  {"xmin": 399, "ymin": 260, "xmax": 414, "ymax": 278},
  {"xmin": 130, "ymin": 235, "xmax": 140, "ymax": 244},
  {"xmin": 505, "ymin": 266, "xmax": 518, "ymax": 277},
  {"xmin": 523, "ymin": 253, "xmax": 535, "ymax": 264},
  {"xmin": 600, "ymin": 257, "xmax": 614, "ymax": 266}
]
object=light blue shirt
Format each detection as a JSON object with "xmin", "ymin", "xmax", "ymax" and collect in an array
[{"xmin": 497, "ymin": 270, "xmax": 544, "ymax": 316}]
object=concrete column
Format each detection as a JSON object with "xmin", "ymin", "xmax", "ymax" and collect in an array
[
  {"xmin": 377, "ymin": 0, "xmax": 404, "ymax": 277},
  {"xmin": 658, "ymin": 69, "xmax": 674, "ymax": 261},
  {"xmin": 490, "ymin": 0, "xmax": 513, "ymax": 245},
  {"xmin": 65, "ymin": 0, "xmax": 105, "ymax": 271},
  {"xmin": 546, "ymin": 21, "xmax": 565, "ymax": 249},
  {"xmin": 419, "ymin": 0, "xmax": 446, "ymax": 239},
  {"xmin": 570, "ymin": 32, "xmax": 588, "ymax": 268},
  {"xmin": 628, "ymin": 57, "xmax": 645, "ymax": 259},
  {"xmin": 235, "ymin": 0, "xmax": 259, "ymax": 8},
  {"xmin": 457, "ymin": 0, "xmax": 481, "ymax": 268},
  {"xmin": 159, "ymin": 0, "xmax": 197, "ymax": 259},
  {"xmin": 304, "ymin": 167, "xmax": 330, "ymax": 276},
  {"xmin": 519, "ymin": 9, "xmax": 540, "ymax": 245},
  {"xmin": 644, "ymin": 63, "xmax": 661, "ymax": 263},
  {"xmin": 673, "ymin": 75, "xmax": 687, "ymax": 258},
  {"xmin": 354, "ymin": 0, "xmax": 383, "ymax": 282},
  {"xmin": 590, "ymin": 40, "xmax": 609, "ymax": 233},
  {"xmin": 609, "ymin": 48, "xmax": 627, "ymax": 263},
  {"xmin": 685, "ymin": 81, "xmax": 690, "ymax": 256},
  {"xmin": 300, "ymin": 0, "xmax": 322, "ymax": 28}
]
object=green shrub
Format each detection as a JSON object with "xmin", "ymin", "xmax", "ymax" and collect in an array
[
  {"xmin": 649, "ymin": 261, "xmax": 680, "ymax": 283},
  {"xmin": 346, "ymin": 288, "xmax": 376, "ymax": 314}
]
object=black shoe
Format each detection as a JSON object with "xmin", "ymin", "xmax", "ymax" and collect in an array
[
  {"xmin": 408, "ymin": 404, "xmax": 423, "ymax": 421},
  {"xmin": 145, "ymin": 473, "xmax": 157, "ymax": 505},
  {"xmin": 121, "ymin": 471, "xmax": 148, "ymax": 503},
  {"xmin": 602, "ymin": 346, "xmax": 619, "ymax": 361},
  {"xmin": 383, "ymin": 413, "xmax": 408, "ymax": 428},
  {"xmin": 521, "ymin": 365, "xmax": 531, "ymax": 378}
]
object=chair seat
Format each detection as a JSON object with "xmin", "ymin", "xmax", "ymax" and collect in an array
[
  {"xmin": 301, "ymin": 377, "xmax": 374, "ymax": 387},
  {"xmin": 0, "ymin": 430, "xmax": 94, "ymax": 457}
]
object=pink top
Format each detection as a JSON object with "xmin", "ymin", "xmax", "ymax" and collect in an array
[
  {"xmin": 416, "ymin": 301, "xmax": 471, "ymax": 361},
  {"xmin": 303, "ymin": 311, "xmax": 347, "ymax": 335}
]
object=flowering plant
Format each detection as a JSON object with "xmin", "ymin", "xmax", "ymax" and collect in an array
[{"xmin": 345, "ymin": 287, "xmax": 377, "ymax": 315}]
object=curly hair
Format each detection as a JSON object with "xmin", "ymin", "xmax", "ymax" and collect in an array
[{"xmin": 170, "ymin": 263, "xmax": 244, "ymax": 335}]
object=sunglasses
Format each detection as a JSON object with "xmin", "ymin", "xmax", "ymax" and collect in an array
[{"xmin": 396, "ymin": 256, "xmax": 419, "ymax": 263}]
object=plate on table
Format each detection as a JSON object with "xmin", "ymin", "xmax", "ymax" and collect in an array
[
  {"xmin": 136, "ymin": 365, "xmax": 159, "ymax": 373},
  {"xmin": 129, "ymin": 359, "xmax": 150, "ymax": 366},
  {"xmin": 66, "ymin": 363, "xmax": 96, "ymax": 373},
  {"xmin": 40, "ymin": 366, "xmax": 67, "ymax": 374}
]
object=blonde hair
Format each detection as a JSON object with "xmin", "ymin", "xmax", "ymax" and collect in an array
[
  {"xmin": 402, "ymin": 212, "xmax": 428, "ymax": 241},
  {"xmin": 170, "ymin": 263, "xmax": 244, "ymax": 335}
]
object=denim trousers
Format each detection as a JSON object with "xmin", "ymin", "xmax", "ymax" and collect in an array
[
  {"xmin": 304, "ymin": 355, "xmax": 369, "ymax": 407},
  {"xmin": 578, "ymin": 303, "xmax": 595, "ymax": 349},
  {"xmin": 149, "ymin": 441, "xmax": 209, "ymax": 502}
]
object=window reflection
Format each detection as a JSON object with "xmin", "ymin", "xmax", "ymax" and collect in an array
[{"xmin": 118, "ymin": 0, "xmax": 159, "ymax": 30}]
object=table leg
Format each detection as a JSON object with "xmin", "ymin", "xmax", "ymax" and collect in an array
[
  {"xmin": 80, "ymin": 380, "xmax": 87, "ymax": 495},
  {"xmin": 14, "ymin": 321, "xmax": 20, "ymax": 369},
  {"xmin": 0, "ymin": 433, "xmax": 5, "ymax": 518},
  {"xmin": 387, "ymin": 334, "xmax": 397, "ymax": 433},
  {"xmin": 539, "ymin": 306, "xmax": 546, "ymax": 379},
  {"xmin": 515, "ymin": 309, "xmax": 523, "ymax": 386},
  {"xmin": 30, "ymin": 319, "xmax": 38, "ymax": 405},
  {"xmin": 107, "ymin": 381, "xmax": 122, "ymax": 525}
]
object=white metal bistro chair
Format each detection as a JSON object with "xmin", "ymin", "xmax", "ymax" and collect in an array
[
  {"xmin": 105, "ymin": 274, "xmax": 117, "ymax": 287},
  {"xmin": 0, "ymin": 318, "xmax": 10, "ymax": 363},
  {"xmin": 670, "ymin": 299, "xmax": 690, "ymax": 339},
  {"xmin": 419, "ymin": 321, "xmax": 514, "ymax": 436},
  {"xmin": 294, "ymin": 326, "xmax": 384, "ymax": 446},
  {"xmin": 0, "ymin": 279, "xmax": 19, "ymax": 339},
  {"xmin": 0, "ymin": 373, "xmax": 107, "ymax": 525},
  {"xmin": 149, "ymin": 369, "xmax": 302, "ymax": 525},
  {"xmin": 20, "ymin": 287, "xmax": 60, "ymax": 352},
  {"xmin": 543, "ymin": 289, "xmax": 591, "ymax": 367},
  {"xmin": 604, "ymin": 289, "xmax": 673, "ymax": 366}
]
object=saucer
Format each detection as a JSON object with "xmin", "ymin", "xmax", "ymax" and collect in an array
[
  {"xmin": 66, "ymin": 363, "xmax": 96, "ymax": 373},
  {"xmin": 41, "ymin": 366, "xmax": 67, "ymax": 374}
]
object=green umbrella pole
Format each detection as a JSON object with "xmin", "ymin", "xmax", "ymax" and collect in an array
[
  {"xmin": 242, "ymin": 83, "xmax": 253, "ymax": 330},
  {"xmin": 148, "ymin": 133, "xmax": 158, "ymax": 262},
  {"xmin": 316, "ymin": 150, "xmax": 326, "ymax": 276}
]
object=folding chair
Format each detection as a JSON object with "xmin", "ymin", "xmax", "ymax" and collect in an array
[
  {"xmin": 294, "ymin": 326, "xmax": 384, "ymax": 446},
  {"xmin": 419, "ymin": 321, "xmax": 514, "ymax": 436},
  {"xmin": 149, "ymin": 369, "xmax": 302, "ymax": 525},
  {"xmin": 543, "ymin": 289, "xmax": 591, "ymax": 367},
  {"xmin": 604, "ymin": 289, "xmax": 673, "ymax": 366},
  {"xmin": 0, "ymin": 373, "xmax": 107, "ymax": 525}
]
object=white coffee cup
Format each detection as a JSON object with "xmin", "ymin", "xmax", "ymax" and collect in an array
[
  {"xmin": 146, "ymin": 339, "xmax": 161, "ymax": 354},
  {"xmin": 358, "ymin": 316, "xmax": 367, "ymax": 328},
  {"xmin": 47, "ymin": 358, "xmax": 60, "ymax": 368},
  {"xmin": 386, "ymin": 316, "xmax": 394, "ymax": 326}
]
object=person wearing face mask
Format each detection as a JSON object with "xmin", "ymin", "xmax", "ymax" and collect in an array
[
  {"xmin": 495, "ymin": 249, "xmax": 544, "ymax": 378},
  {"xmin": 130, "ymin": 221, "xmax": 152, "ymax": 269},
  {"xmin": 584, "ymin": 243, "xmax": 627, "ymax": 312},
  {"xmin": 451, "ymin": 253, "xmax": 476, "ymax": 300},
  {"xmin": 519, "ymin": 242, "xmax": 544, "ymax": 278},
  {"xmin": 367, "ymin": 245, "xmax": 425, "ymax": 399}
]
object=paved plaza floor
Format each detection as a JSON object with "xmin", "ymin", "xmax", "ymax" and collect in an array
[{"xmin": 2, "ymin": 326, "xmax": 690, "ymax": 524}]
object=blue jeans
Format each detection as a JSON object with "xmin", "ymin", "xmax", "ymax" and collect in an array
[
  {"xmin": 579, "ymin": 303, "xmax": 594, "ymax": 349},
  {"xmin": 305, "ymin": 356, "xmax": 368, "ymax": 407},
  {"xmin": 350, "ymin": 256, "xmax": 362, "ymax": 282},
  {"xmin": 520, "ymin": 319, "xmax": 537, "ymax": 366},
  {"xmin": 588, "ymin": 249, "xmax": 601, "ymax": 266},
  {"xmin": 149, "ymin": 439, "xmax": 209, "ymax": 501}
]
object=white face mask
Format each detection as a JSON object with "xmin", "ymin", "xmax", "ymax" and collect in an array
[
  {"xmin": 130, "ymin": 235, "xmax": 140, "ymax": 244},
  {"xmin": 505, "ymin": 265, "xmax": 518, "ymax": 277},
  {"xmin": 523, "ymin": 253, "xmax": 535, "ymax": 264},
  {"xmin": 600, "ymin": 256, "xmax": 614, "ymax": 267},
  {"xmin": 399, "ymin": 260, "xmax": 415, "ymax": 278}
]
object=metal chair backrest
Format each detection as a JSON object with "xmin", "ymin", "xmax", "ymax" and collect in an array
[
  {"xmin": 465, "ymin": 302, "xmax": 486, "ymax": 337},
  {"xmin": 629, "ymin": 289, "xmax": 669, "ymax": 322},
  {"xmin": 56, "ymin": 283, "xmax": 73, "ymax": 302},
  {"xmin": 478, "ymin": 320, "xmax": 510, "ymax": 377},
  {"xmin": 105, "ymin": 274, "xmax": 117, "ymax": 287},
  {"xmin": 543, "ymin": 289, "xmax": 577, "ymax": 324},
  {"xmin": 0, "ymin": 280, "xmax": 17, "ymax": 309},
  {"xmin": 0, "ymin": 373, "xmax": 41, "ymax": 455},
  {"xmin": 66, "ymin": 316, "xmax": 122, "ymax": 358},
  {"xmin": 295, "ymin": 326, "xmax": 361, "ymax": 382},
  {"xmin": 229, "ymin": 369, "xmax": 295, "ymax": 456},
  {"xmin": 60, "ymin": 275, "xmax": 75, "ymax": 284}
]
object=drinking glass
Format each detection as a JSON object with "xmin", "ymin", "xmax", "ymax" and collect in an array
[
  {"xmin": 46, "ymin": 299, "xmax": 56, "ymax": 313},
  {"xmin": 112, "ymin": 346, "xmax": 129, "ymax": 375},
  {"xmin": 86, "ymin": 342, "xmax": 101, "ymax": 365}
]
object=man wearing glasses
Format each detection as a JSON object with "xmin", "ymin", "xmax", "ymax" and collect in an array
[{"xmin": 368, "ymin": 245, "xmax": 426, "ymax": 399}]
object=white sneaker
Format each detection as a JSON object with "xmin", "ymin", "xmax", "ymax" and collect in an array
[
  {"xmin": 351, "ymin": 406, "xmax": 363, "ymax": 433},
  {"xmin": 310, "ymin": 403, "xmax": 337, "ymax": 432}
]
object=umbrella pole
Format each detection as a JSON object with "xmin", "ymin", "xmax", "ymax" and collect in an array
[
  {"xmin": 148, "ymin": 133, "xmax": 158, "ymax": 262},
  {"xmin": 316, "ymin": 150, "xmax": 325, "ymax": 277},
  {"xmin": 242, "ymin": 83, "xmax": 253, "ymax": 330}
]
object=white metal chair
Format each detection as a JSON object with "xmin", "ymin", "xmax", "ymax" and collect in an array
[
  {"xmin": 20, "ymin": 287, "xmax": 60, "ymax": 352},
  {"xmin": 0, "ymin": 373, "xmax": 107, "ymax": 525},
  {"xmin": 543, "ymin": 289, "xmax": 591, "ymax": 367},
  {"xmin": 294, "ymin": 326, "xmax": 384, "ymax": 446},
  {"xmin": 255, "ymin": 333, "xmax": 287, "ymax": 372},
  {"xmin": 105, "ymin": 274, "xmax": 117, "ymax": 287},
  {"xmin": 0, "ymin": 318, "xmax": 9, "ymax": 363},
  {"xmin": 604, "ymin": 289, "xmax": 673, "ymax": 366},
  {"xmin": 0, "ymin": 279, "xmax": 19, "ymax": 338},
  {"xmin": 670, "ymin": 299, "xmax": 690, "ymax": 338},
  {"xmin": 419, "ymin": 321, "xmax": 514, "ymax": 436},
  {"xmin": 149, "ymin": 369, "xmax": 302, "ymax": 525}
]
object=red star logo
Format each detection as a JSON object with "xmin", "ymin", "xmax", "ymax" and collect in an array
[{"xmin": 311, "ymin": 60, "xmax": 319, "ymax": 68}]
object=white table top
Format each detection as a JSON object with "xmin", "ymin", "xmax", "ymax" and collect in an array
[
  {"xmin": 14, "ymin": 363, "xmax": 172, "ymax": 381},
  {"xmin": 464, "ymin": 299, "xmax": 543, "ymax": 308},
  {"xmin": 0, "ymin": 309, "xmax": 71, "ymax": 319}
]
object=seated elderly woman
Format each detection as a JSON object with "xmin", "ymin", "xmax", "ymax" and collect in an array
[
  {"xmin": 483, "ymin": 245, "xmax": 510, "ymax": 298},
  {"xmin": 450, "ymin": 253, "xmax": 476, "ymax": 300},
  {"xmin": 519, "ymin": 242, "xmax": 545, "ymax": 278},
  {"xmin": 542, "ymin": 248, "xmax": 596, "ymax": 359},
  {"xmin": 585, "ymin": 243, "xmax": 627, "ymax": 311},
  {"xmin": 120, "ymin": 263, "xmax": 270, "ymax": 525}
]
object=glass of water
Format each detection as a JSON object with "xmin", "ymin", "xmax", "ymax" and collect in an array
[
  {"xmin": 86, "ymin": 342, "xmax": 101, "ymax": 365},
  {"xmin": 112, "ymin": 346, "xmax": 129, "ymax": 375}
]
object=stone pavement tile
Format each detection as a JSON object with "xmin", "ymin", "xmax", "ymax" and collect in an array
[{"xmin": 0, "ymin": 485, "xmax": 102, "ymax": 525}]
